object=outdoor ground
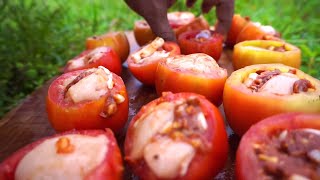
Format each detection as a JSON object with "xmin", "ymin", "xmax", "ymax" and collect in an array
[{"xmin": 0, "ymin": 0, "xmax": 319, "ymax": 118}]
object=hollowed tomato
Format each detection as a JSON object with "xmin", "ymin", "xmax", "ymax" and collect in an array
[
  {"xmin": 124, "ymin": 92, "xmax": 228, "ymax": 180},
  {"xmin": 128, "ymin": 37, "xmax": 180, "ymax": 85},
  {"xmin": 223, "ymin": 64, "xmax": 320, "ymax": 136},
  {"xmin": 0, "ymin": 129, "xmax": 123, "ymax": 180},
  {"xmin": 63, "ymin": 46, "xmax": 122, "ymax": 75},
  {"xmin": 226, "ymin": 14, "xmax": 251, "ymax": 47},
  {"xmin": 46, "ymin": 67, "xmax": 129, "ymax": 133},
  {"xmin": 178, "ymin": 30, "xmax": 224, "ymax": 60},
  {"xmin": 233, "ymin": 40, "xmax": 301, "ymax": 70},
  {"xmin": 155, "ymin": 53, "xmax": 227, "ymax": 106},
  {"xmin": 133, "ymin": 20, "xmax": 157, "ymax": 47},
  {"xmin": 236, "ymin": 113, "xmax": 320, "ymax": 180},
  {"xmin": 86, "ymin": 31, "xmax": 130, "ymax": 63}
]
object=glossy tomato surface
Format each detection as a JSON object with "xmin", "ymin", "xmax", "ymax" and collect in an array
[
  {"xmin": 178, "ymin": 30, "xmax": 224, "ymax": 60},
  {"xmin": 236, "ymin": 113, "xmax": 320, "ymax": 180},
  {"xmin": 133, "ymin": 20, "xmax": 156, "ymax": 46},
  {"xmin": 128, "ymin": 38, "xmax": 180, "ymax": 85},
  {"xmin": 223, "ymin": 64, "xmax": 320, "ymax": 136},
  {"xmin": 64, "ymin": 47, "xmax": 122, "ymax": 75},
  {"xmin": 46, "ymin": 68, "xmax": 129, "ymax": 133},
  {"xmin": 125, "ymin": 92, "xmax": 228, "ymax": 180},
  {"xmin": 155, "ymin": 53, "xmax": 227, "ymax": 106},
  {"xmin": 233, "ymin": 40, "xmax": 301, "ymax": 70},
  {"xmin": 0, "ymin": 129, "xmax": 123, "ymax": 180},
  {"xmin": 86, "ymin": 31, "xmax": 130, "ymax": 63},
  {"xmin": 226, "ymin": 14, "xmax": 250, "ymax": 47}
]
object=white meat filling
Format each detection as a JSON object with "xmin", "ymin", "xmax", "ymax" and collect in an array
[
  {"xmin": 67, "ymin": 47, "xmax": 109, "ymax": 70},
  {"xmin": 253, "ymin": 22, "xmax": 277, "ymax": 36},
  {"xmin": 245, "ymin": 72, "xmax": 300, "ymax": 95},
  {"xmin": 167, "ymin": 12, "xmax": 195, "ymax": 26},
  {"xmin": 66, "ymin": 67, "xmax": 112, "ymax": 103},
  {"xmin": 166, "ymin": 53, "xmax": 219, "ymax": 74},
  {"xmin": 15, "ymin": 134, "xmax": 108, "ymax": 180},
  {"xmin": 144, "ymin": 138, "xmax": 195, "ymax": 179}
]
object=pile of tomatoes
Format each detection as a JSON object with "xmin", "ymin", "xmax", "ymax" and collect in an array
[{"xmin": 1, "ymin": 12, "xmax": 319, "ymax": 180}]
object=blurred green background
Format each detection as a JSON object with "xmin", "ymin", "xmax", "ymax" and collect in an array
[{"xmin": 0, "ymin": 0, "xmax": 319, "ymax": 118}]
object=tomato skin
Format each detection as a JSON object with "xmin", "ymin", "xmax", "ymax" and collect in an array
[
  {"xmin": 233, "ymin": 40, "xmax": 301, "ymax": 70},
  {"xmin": 236, "ymin": 22, "xmax": 280, "ymax": 43},
  {"xmin": 226, "ymin": 14, "xmax": 250, "ymax": 47},
  {"xmin": 46, "ymin": 69, "xmax": 129, "ymax": 133},
  {"xmin": 64, "ymin": 47, "xmax": 122, "ymax": 75},
  {"xmin": 155, "ymin": 55, "xmax": 227, "ymax": 106},
  {"xmin": 174, "ymin": 16, "xmax": 209, "ymax": 38},
  {"xmin": 223, "ymin": 64, "xmax": 320, "ymax": 136},
  {"xmin": 124, "ymin": 92, "xmax": 228, "ymax": 180},
  {"xmin": 0, "ymin": 129, "xmax": 123, "ymax": 180},
  {"xmin": 236, "ymin": 113, "xmax": 320, "ymax": 180},
  {"xmin": 134, "ymin": 20, "xmax": 157, "ymax": 46},
  {"xmin": 86, "ymin": 31, "xmax": 130, "ymax": 63},
  {"xmin": 127, "ymin": 42, "xmax": 180, "ymax": 86},
  {"xmin": 178, "ymin": 30, "xmax": 224, "ymax": 60}
]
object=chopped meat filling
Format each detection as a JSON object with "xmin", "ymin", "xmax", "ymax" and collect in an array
[
  {"xmin": 266, "ymin": 44, "xmax": 286, "ymax": 52},
  {"xmin": 293, "ymin": 79, "xmax": 315, "ymax": 93},
  {"xmin": 248, "ymin": 69, "xmax": 281, "ymax": 91},
  {"xmin": 253, "ymin": 129, "xmax": 320, "ymax": 179},
  {"xmin": 195, "ymin": 30, "xmax": 211, "ymax": 42}
]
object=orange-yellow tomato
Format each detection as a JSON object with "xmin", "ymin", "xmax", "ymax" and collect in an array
[
  {"xmin": 86, "ymin": 31, "xmax": 130, "ymax": 63},
  {"xmin": 233, "ymin": 40, "xmax": 301, "ymax": 70},
  {"xmin": 226, "ymin": 14, "xmax": 251, "ymax": 47},
  {"xmin": 223, "ymin": 64, "xmax": 320, "ymax": 136}
]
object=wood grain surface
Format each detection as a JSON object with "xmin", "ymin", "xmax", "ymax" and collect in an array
[{"xmin": 0, "ymin": 32, "xmax": 240, "ymax": 179}]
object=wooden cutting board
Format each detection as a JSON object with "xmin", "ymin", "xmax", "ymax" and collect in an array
[{"xmin": 0, "ymin": 32, "xmax": 239, "ymax": 180}]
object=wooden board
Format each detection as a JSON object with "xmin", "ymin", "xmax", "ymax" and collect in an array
[{"xmin": 0, "ymin": 32, "xmax": 240, "ymax": 179}]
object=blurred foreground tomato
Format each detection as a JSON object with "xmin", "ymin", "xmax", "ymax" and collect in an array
[
  {"xmin": 86, "ymin": 31, "xmax": 130, "ymax": 63},
  {"xmin": 233, "ymin": 40, "xmax": 301, "ymax": 69},
  {"xmin": 47, "ymin": 67, "xmax": 129, "ymax": 133},
  {"xmin": 236, "ymin": 113, "xmax": 320, "ymax": 180},
  {"xmin": 0, "ymin": 129, "xmax": 123, "ymax": 180},
  {"xmin": 178, "ymin": 30, "xmax": 224, "ymax": 60},
  {"xmin": 223, "ymin": 64, "xmax": 320, "ymax": 136},
  {"xmin": 155, "ymin": 53, "xmax": 227, "ymax": 106},
  {"xmin": 128, "ymin": 37, "xmax": 180, "ymax": 85},
  {"xmin": 125, "ymin": 92, "xmax": 228, "ymax": 180},
  {"xmin": 64, "ymin": 46, "xmax": 122, "ymax": 75}
]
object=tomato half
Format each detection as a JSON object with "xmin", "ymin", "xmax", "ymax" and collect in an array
[
  {"xmin": 155, "ymin": 53, "xmax": 227, "ymax": 106},
  {"xmin": 223, "ymin": 64, "xmax": 320, "ymax": 136},
  {"xmin": 0, "ymin": 129, "xmax": 123, "ymax": 180},
  {"xmin": 46, "ymin": 67, "xmax": 129, "ymax": 133},
  {"xmin": 178, "ymin": 30, "xmax": 224, "ymax": 60},
  {"xmin": 128, "ymin": 37, "xmax": 180, "ymax": 85},
  {"xmin": 86, "ymin": 31, "xmax": 130, "ymax": 63},
  {"xmin": 167, "ymin": 11, "xmax": 195, "ymax": 29},
  {"xmin": 133, "ymin": 20, "xmax": 157, "ymax": 47},
  {"xmin": 124, "ymin": 92, "xmax": 228, "ymax": 180},
  {"xmin": 174, "ymin": 16, "xmax": 210, "ymax": 38},
  {"xmin": 236, "ymin": 113, "xmax": 320, "ymax": 180},
  {"xmin": 236, "ymin": 22, "xmax": 280, "ymax": 43},
  {"xmin": 226, "ymin": 14, "xmax": 251, "ymax": 47},
  {"xmin": 233, "ymin": 40, "xmax": 301, "ymax": 70},
  {"xmin": 64, "ymin": 46, "xmax": 122, "ymax": 75}
]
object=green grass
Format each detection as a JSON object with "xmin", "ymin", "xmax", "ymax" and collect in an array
[{"xmin": 0, "ymin": 0, "xmax": 319, "ymax": 118}]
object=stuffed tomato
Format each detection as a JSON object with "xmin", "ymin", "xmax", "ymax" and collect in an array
[
  {"xmin": 236, "ymin": 113, "xmax": 320, "ymax": 180},
  {"xmin": 64, "ymin": 47, "xmax": 122, "ymax": 75},
  {"xmin": 124, "ymin": 92, "xmax": 228, "ymax": 180},
  {"xmin": 133, "ymin": 12, "xmax": 208, "ymax": 46},
  {"xmin": 128, "ymin": 37, "xmax": 180, "ymax": 85},
  {"xmin": 178, "ymin": 30, "xmax": 224, "ymax": 60},
  {"xmin": 155, "ymin": 53, "xmax": 227, "ymax": 106},
  {"xmin": 86, "ymin": 31, "xmax": 130, "ymax": 63},
  {"xmin": 223, "ymin": 64, "xmax": 320, "ymax": 136},
  {"xmin": 0, "ymin": 129, "xmax": 123, "ymax": 180},
  {"xmin": 233, "ymin": 40, "xmax": 301, "ymax": 70},
  {"xmin": 226, "ymin": 14, "xmax": 251, "ymax": 47},
  {"xmin": 47, "ymin": 67, "xmax": 129, "ymax": 133}
]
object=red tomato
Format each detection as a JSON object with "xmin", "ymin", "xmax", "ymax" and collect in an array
[
  {"xmin": 0, "ymin": 129, "xmax": 123, "ymax": 180},
  {"xmin": 226, "ymin": 14, "xmax": 250, "ymax": 47},
  {"xmin": 64, "ymin": 46, "xmax": 122, "ymax": 75},
  {"xmin": 223, "ymin": 64, "xmax": 320, "ymax": 136},
  {"xmin": 178, "ymin": 30, "xmax": 224, "ymax": 60},
  {"xmin": 236, "ymin": 113, "xmax": 320, "ymax": 180},
  {"xmin": 125, "ymin": 92, "xmax": 228, "ymax": 180},
  {"xmin": 233, "ymin": 40, "xmax": 301, "ymax": 70},
  {"xmin": 46, "ymin": 67, "xmax": 129, "ymax": 133},
  {"xmin": 174, "ymin": 16, "xmax": 209, "ymax": 38},
  {"xmin": 155, "ymin": 53, "xmax": 227, "ymax": 106},
  {"xmin": 86, "ymin": 31, "xmax": 130, "ymax": 63},
  {"xmin": 128, "ymin": 37, "xmax": 180, "ymax": 85},
  {"xmin": 133, "ymin": 20, "xmax": 157, "ymax": 46}
]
